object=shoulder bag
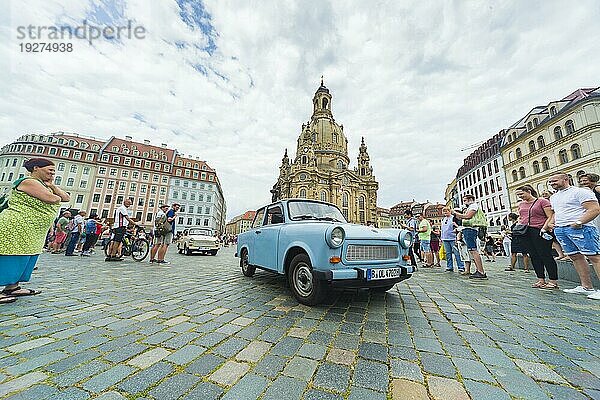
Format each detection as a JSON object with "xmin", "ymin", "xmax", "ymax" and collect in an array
[{"xmin": 512, "ymin": 199, "xmax": 539, "ymax": 237}]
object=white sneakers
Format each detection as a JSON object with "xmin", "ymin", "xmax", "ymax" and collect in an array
[
  {"xmin": 587, "ymin": 291, "xmax": 600, "ymax": 300},
  {"xmin": 563, "ymin": 285, "xmax": 599, "ymax": 299}
]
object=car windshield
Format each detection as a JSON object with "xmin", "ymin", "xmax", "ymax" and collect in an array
[
  {"xmin": 189, "ymin": 229, "xmax": 212, "ymax": 236},
  {"xmin": 288, "ymin": 201, "xmax": 347, "ymax": 222}
]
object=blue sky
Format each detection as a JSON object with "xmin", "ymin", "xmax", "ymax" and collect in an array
[{"xmin": 1, "ymin": 0, "xmax": 599, "ymax": 219}]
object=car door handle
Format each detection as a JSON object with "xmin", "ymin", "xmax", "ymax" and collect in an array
[{"xmin": 255, "ymin": 230, "xmax": 261, "ymax": 234}]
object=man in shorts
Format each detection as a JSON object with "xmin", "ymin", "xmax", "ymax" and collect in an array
[
  {"xmin": 416, "ymin": 213, "xmax": 433, "ymax": 267},
  {"xmin": 452, "ymin": 194, "xmax": 487, "ymax": 279},
  {"xmin": 106, "ymin": 199, "xmax": 135, "ymax": 261},
  {"xmin": 150, "ymin": 204, "xmax": 172, "ymax": 264},
  {"xmin": 548, "ymin": 172, "xmax": 600, "ymax": 299}
]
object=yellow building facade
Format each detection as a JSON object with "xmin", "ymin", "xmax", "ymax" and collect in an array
[
  {"xmin": 501, "ymin": 88, "xmax": 600, "ymax": 208},
  {"xmin": 271, "ymin": 81, "xmax": 378, "ymax": 224}
]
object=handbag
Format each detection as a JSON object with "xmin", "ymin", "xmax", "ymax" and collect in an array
[{"xmin": 511, "ymin": 199, "xmax": 539, "ymax": 237}]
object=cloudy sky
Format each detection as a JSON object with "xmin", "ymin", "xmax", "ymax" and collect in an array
[{"xmin": 1, "ymin": 0, "xmax": 599, "ymax": 219}]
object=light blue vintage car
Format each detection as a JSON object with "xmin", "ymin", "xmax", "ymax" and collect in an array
[{"xmin": 236, "ymin": 199, "xmax": 415, "ymax": 305}]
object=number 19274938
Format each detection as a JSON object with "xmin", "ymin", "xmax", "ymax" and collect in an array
[{"xmin": 19, "ymin": 42, "xmax": 73, "ymax": 52}]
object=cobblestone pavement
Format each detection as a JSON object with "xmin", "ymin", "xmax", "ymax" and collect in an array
[{"xmin": 1, "ymin": 247, "xmax": 599, "ymax": 400}]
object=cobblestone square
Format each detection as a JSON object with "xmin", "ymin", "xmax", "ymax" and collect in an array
[{"xmin": 1, "ymin": 247, "xmax": 599, "ymax": 399}]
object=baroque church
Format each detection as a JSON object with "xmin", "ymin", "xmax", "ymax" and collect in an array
[{"xmin": 271, "ymin": 80, "xmax": 379, "ymax": 224}]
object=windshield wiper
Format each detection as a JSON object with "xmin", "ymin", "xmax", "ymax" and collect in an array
[
  {"xmin": 316, "ymin": 216, "xmax": 343, "ymax": 222},
  {"xmin": 293, "ymin": 214, "xmax": 318, "ymax": 220}
]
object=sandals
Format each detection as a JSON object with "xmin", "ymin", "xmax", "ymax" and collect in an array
[
  {"xmin": 531, "ymin": 281, "xmax": 545, "ymax": 288},
  {"xmin": 539, "ymin": 282, "xmax": 560, "ymax": 290},
  {"xmin": 505, "ymin": 267, "xmax": 515, "ymax": 271},
  {"xmin": 1, "ymin": 286, "xmax": 42, "ymax": 297},
  {"xmin": 0, "ymin": 295, "xmax": 17, "ymax": 304}
]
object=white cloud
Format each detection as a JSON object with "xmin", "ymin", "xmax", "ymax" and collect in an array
[{"xmin": 1, "ymin": 0, "xmax": 598, "ymax": 219}]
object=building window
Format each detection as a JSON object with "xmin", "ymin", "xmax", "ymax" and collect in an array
[
  {"xmin": 537, "ymin": 135, "xmax": 545, "ymax": 148},
  {"xmin": 107, "ymin": 180, "xmax": 115, "ymax": 189},
  {"xmin": 533, "ymin": 161, "xmax": 540, "ymax": 174},
  {"xmin": 320, "ymin": 191, "xmax": 327, "ymax": 202},
  {"xmin": 541, "ymin": 157, "xmax": 550, "ymax": 171},
  {"xmin": 571, "ymin": 144, "xmax": 582, "ymax": 160},
  {"xmin": 92, "ymin": 194, "xmax": 101, "ymax": 202},
  {"xmin": 528, "ymin": 141, "xmax": 536, "ymax": 153},
  {"xmin": 554, "ymin": 126, "xmax": 562, "ymax": 140},
  {"xmin": 527, "ymin": 122, "xmax": 533, "ymax": 131},
  {"xmin": 146, "ymin": 213, "xmax": 153, "ymax": 222},
  {"xmin": 76, "ymin": 194, "xmax": 84, "ymax": 204},
  {"xmin": 57, "ymin": 163, "xmax": 65, "ymax": 171},
  {"xmin": 511, "ymin": 170, "xmax": 518, "ymax": 182},
  {"xmin": 109, "ymin": 168, "xmax": 117, "ymax": 176},
  {"xmin": 342, "ymin": 192, "xmax": 349, "ymax": 220},
  {"xmin": 550, "ymin": 106, "xmax": 557, "ymax": 116},
  {"xmin": 54, "ymin": 176, "xmax": 62, "ymax": 185},
  {"xmin": 299, "ymin": 188, "xmax": 306, "ymax": 198},
  {"xmin": 515, "ymin": 148, "xmax": 522, "ymax": 158},
  {"xmin": 66, "ymin": 178, "xmax": 74, "ymax": 187},
  {"xmin": 493, "ymin": 159, "xmax": 499, "ymax": 173},
  {"xmin": 533, "ymin": 118, "xmax": 538, "ymax": 127},
  {"xmin": 558, "ymin": 149, "xmax": 568, "ymax": 164},
  {"xmin": 518, "ymin": 167, "xmax": 526, "ymax": 179},
  {"xmin": 204, "ymin": 219, "xmax": 209, "ymax": 226},
  {"xmin": 565, "ymin": 120, "xmax": 575, "ymax": 134},
  {"xmin": 178, "ymin": 217, "xmax": 184, "ymax": 224},
  {"xmin": 80, "ymin": 181, "xmax": 87, "ymax": 188},
  {"xmin": 70, "ymin": 165, "xmax": 77, "ymax": 173}
]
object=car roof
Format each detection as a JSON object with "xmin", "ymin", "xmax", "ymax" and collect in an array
[{"xmin": 259, "ymin": 198, "xmax": 338, "ymax": 210}]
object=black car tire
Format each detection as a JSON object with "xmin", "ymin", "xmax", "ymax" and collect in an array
[
  {"xmin": 288, "ymin": 253, "xmax": 325, "ymax": 306},
  {"xmin": 240, "ymin": 249, "xmax": 255, "ymax": 277},
  {"xmin": 185, "ymin": 245, "xmax": 192, "ymax": 256}
]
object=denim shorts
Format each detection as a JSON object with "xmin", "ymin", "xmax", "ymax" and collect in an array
[
  {"xmin": 554, "ymin": 225, "xmax": 600, "ymax": 256},
  {"xmin": 462, "ymin": 228, "xmax": 479, "ymax": 251},
  {"xmin": 420, "ymin": 240, "xmax": 431, "ymax": 252}
]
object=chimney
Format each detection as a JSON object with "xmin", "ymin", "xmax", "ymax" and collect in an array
[
  {"xmin": 125, "ymin": 136, "xmax": 132, "ymax": 141},
  {"xmin": 161, "ymin": 143, "xmax": 167, "ymax": 148},
  {"xmin": 144, "ymin": 139, "xmax": 150, "ymax": 145}
]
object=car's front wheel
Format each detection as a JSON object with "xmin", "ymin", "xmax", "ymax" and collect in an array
[
  {"xmin": 240, "ymin": 249, "xmax": 255, "ymax": 277},
  {"xmin": 288, "ymin": 253, "xmax": 325, "ymax": 306},
  {"xmin": 185, "ymin": 245, "xmax": 193, "ymax": 256}
]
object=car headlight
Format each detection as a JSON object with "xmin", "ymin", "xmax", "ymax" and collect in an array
[
  {"xmin": 326, "ymin": 226, "xmax": 345, "ymax": 248},
  {"xmin": 398, "ymin": 231, "xmax": 413, "ymax": 249}
]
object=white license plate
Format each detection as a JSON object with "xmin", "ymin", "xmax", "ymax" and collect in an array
[{"xmin": 367, "ymin": 267, "xmax": 402, "ymax": 281}]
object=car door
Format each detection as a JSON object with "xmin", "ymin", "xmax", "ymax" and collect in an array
[
  {"xmin": 253, "ymin": 204, "xmax": 284, "ymax": 271},
  {"xmin": 246, "ymin": 207, "xmax": 265, "ymax": 265}
]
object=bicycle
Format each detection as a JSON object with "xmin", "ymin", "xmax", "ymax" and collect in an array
[{"xmin": 104, "ymin": 226, "xmax": 150, "ymax": 261}]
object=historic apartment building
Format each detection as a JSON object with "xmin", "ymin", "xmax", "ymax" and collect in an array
[
  {"xmin": 501, "ymin": 87, "xmax": 600, "ymax": 208},
  {"xmin": 0, "ymin": 133, "xmax": 104, "ymax": 211},
  {"xmin": 168, "ymin": 154, "xmax": 226, "ymax": 234},
  {"xmin": 455, "ymin": 132, "xmax": 511, "ymax": 231},
  {"xmin": 0, "ymin": 132, "xmax": 226, "ymax": 231},
  {"xmin": 388, "ymin": 201, "xmax": 445, "ymax": 229},
  {"xmin": 225, "ymin": 210, "xmax": 256, "ymax": 235},
  {"xmin": 376, "ymin": 207, "xmax": 391, "ymax": 228},
  {"xmin": 271, "ymin": 80, "xmax": 379, "ymax": 224}
]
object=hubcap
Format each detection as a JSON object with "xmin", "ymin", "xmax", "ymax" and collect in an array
[
  {"xmin": 294, "ymin": 262, "xmax": 313, "ymax": 297},
  {"xmin": 242, "ymin": 253, "xmax": 249, "ymax": 271}
]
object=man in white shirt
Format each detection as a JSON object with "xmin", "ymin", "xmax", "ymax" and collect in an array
[
  {"xmin": 548, "ymin": 172, "xmax": 600, "ymax": 299},
  {"xmin": 452, "ymin": 194, "xmax": 487, "ymax": 279},
  {"xmin": 106, "ymin": 199, "xmax": 135, "ymax": 261}
]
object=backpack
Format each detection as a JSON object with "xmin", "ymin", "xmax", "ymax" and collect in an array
[
  {"xmin": 0, "ymin": 177, "xmax": 28, "ymax": 214},
  {"xmin": 154, "ymin": 213, "xmax": 172, "ymax": 235},
  {"xmin": 85, "ymin": 219, "xmax": 96, "ymax": 235},
  {"xmin": 66, "ymin": 219, "xmax": 75, "ymax": 231}
]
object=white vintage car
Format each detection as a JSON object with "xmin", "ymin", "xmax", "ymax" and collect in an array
[{"xmin": 177, "ymin": 228, "xmax": 220, "ymax": 256}]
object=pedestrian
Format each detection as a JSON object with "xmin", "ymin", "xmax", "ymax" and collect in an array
[
  {"xmin": 81, "ymin": 214, "xmax": 98, "ymax": 256},
  {"xmin": 547, "ymin": 172, "xmax": 600, "ymax": 299},
  {"xmin": 500, "ymin": 225, "xmax": 511, "ymax": 257},
  {"xmin": 483, "ymin": 236, "xmax": 496, "ymax": 262},
  {"xmin": 106, "ymin": 199, "xmax": 136, "ymax": 261},
  {"xmin": 452, "ymin": 194, "xmax": 487, "ymax": 279},
  {"xmin": 542, "ymin": 190, "xmax": 567, "ymax": 260},
  {"xmin": 65, "ymin": 210, "xmax": 86, "ymax": 256},
  {"xmin": 505, "ymin": 212, "xmax": 531, "ymax": 272},
  {"xmin": 401, "ymin": 209, "xmax": 420, "ymax": 266},
  {"xmin": 440, "ymin": 207, "xmax": 464, "ymax": 272},
  {"xmin": 416, "ymin": 213, "xmax": 433, "ymax": 267},
  {"xmin": 430, "ymin": 226, "xmax": 441, "ymax": 267},
  {"xmin": 150, "ymin": 204, "xmax": 172, "ymax": 264},
  {"xmin": 50, "ymin": 210, "xmax": 71, "ymax": 253},
  {"xmin": 515, "ymin": 185, "xmax": 559, "ymax": 289},
  {"xmin": 578, "ymin": 173, "xmax": 600, "ymax": 230},
  {"xmin": 0, "ymin": 158, "xmax": 70, "ymax": 304}
]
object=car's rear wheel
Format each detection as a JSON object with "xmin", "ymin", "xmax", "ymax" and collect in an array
[
  {"xmin": 288, "ymin": 253, "xmax": 324, "ymax": 306},
  {"xmin": 185, "ymin": 245, "xmax": 192, "ymax": 256},
  {"xmin": 371, "ymin": 284, "xmax": 395, "ymax": 292},
  {"xmin": 240, "ymin": 249, "xmax": 255, "ymax": 277},
  {"xmin": 210, "ymin": 250, "xmax": 218, "ymax": 256}
]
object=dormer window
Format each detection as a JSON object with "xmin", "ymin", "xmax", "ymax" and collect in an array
[
  {"xmin": 527, "ymin": 122, "xmax": 533, "ymax": 131},
  {"xmin": 550, "ymin": 106, "xmax": 557, "ymax": 116}
]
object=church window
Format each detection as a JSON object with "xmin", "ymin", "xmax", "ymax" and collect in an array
[
  {"xmin": 342, "ymin": 192, "xmax": 349, "ymax": 220},
  {"xmin": 299, "ymin": 173, "xmax": 307, "ymax": 181},
  {"xmin": 322, "ymin": 98, "xmax": 328, "ymax": 109},
  {"xmin": 358, "ymin": 195, "xmax": 366, "ymax": 224},
  {"xmin": 299, "ymin": 188, "xmax": 307, "ymax": 198},
  {"xmin": 301, "ymin": 156, "xmax": 307, "ymax": 164},
  {"xmin": 320, "ymin": 191, "xmax": 327, "ymax": 202},
  {"xmin": 333, "ymin": 133, "xmax": 338, "ymax": 143}
]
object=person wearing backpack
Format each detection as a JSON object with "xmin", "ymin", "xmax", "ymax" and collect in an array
[
  {"xmin": 452, "ymin": 194, "xmax": 488, "ymax": 279},
  {"xmin": 150, "ymin": 204, "xmax": 178, "ymax": 264},
  {"xmin": 0, "ymin": 158, "xmax": 70, "ymax": 304},
  {"xmin": 81, "ymin": 214, "xmax": 99, "ymax": 256}
]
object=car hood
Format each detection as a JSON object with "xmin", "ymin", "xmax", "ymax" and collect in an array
[{"xmin": 335, "ymin": 224, "xmax": 403, "ymax": 241}]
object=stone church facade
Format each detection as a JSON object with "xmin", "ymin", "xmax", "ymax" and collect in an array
[{"xmin": 271, "ymin": 81, "xmax": 379, "ymax": 224}]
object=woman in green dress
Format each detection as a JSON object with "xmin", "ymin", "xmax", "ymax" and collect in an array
[{"xmin": 0, "ymin": 158, "xmax": 70, "ymax": 304}]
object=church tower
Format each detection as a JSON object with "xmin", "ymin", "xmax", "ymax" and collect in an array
[{"xmin": 273, "ymin": 80, "xmax": 378, "ymax": 224}]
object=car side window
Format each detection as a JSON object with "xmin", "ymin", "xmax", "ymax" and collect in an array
[
  {"xmin": 266, "ymin": 205, "xmax": 284, "ymax": 225},
  {"xmin": 252, "ymin": 208, "xmax": 266, "ymax": 228}
]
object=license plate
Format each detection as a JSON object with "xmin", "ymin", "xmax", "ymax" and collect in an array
[{"xmin": 367, "ymin": 267, "xmax": 402, "ymax": 281}]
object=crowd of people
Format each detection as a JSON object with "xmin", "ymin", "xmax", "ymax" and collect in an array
[
  {"xmin": 403, "ymin": 172, "xmax": 600, "ymax": 299},
  {"xmin": 1, "ymin": 156, "xmax": 599, "ymax": 305}
]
